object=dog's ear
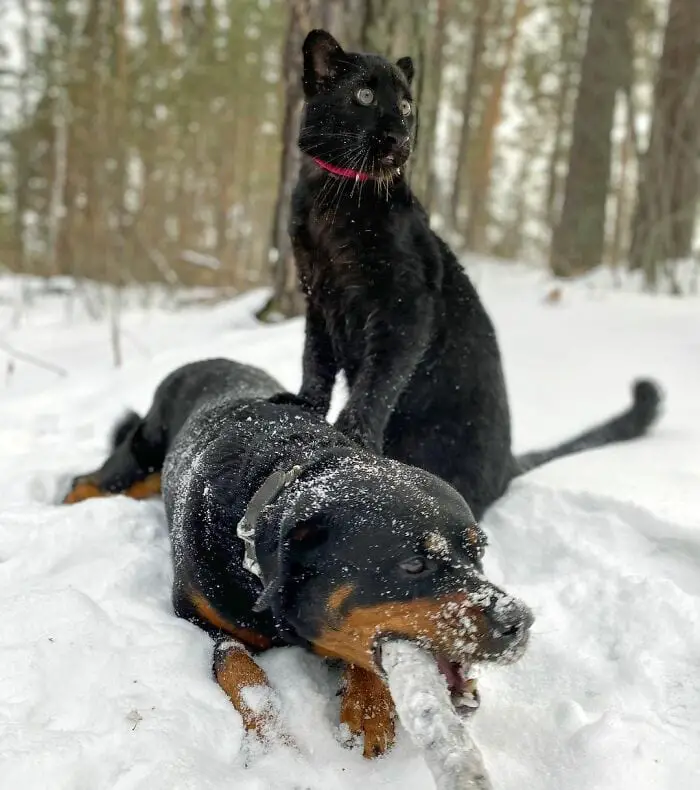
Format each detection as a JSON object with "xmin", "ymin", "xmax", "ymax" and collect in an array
[
  {"xmin": 286, "ymin": 516, "xmax": 330, "ymax": 554},
  {"xmin": 253, "ymin": 516, "xmax": 330, "ymax": 613},
  {"xmin": 303, "ymin": 29, "xmax": 345, "ymax": 96},
  {"xmin": 396, "ymin": 56, "xmax": 414, "ymax": 85}
]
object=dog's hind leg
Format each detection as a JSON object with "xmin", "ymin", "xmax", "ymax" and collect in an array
[
  {"xmin": 63, "ymin": 411, "xmax": 164, "ymax": 504},
  {"xmin": 63, "ymin": 471, "xmax": 161, "ymax": 504}
]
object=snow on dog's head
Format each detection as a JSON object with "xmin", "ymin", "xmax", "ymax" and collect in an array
[{"xmin": 255, "ymin": 456, "xmax": 533, "ymax": 702}]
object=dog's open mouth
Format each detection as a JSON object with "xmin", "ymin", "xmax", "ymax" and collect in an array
[
  {"xmin": 375, "ymin": 640, "xmax": 479, "ymax": 717},
  {"xmin": 435, "ymin": 655, "xmax": 480, "ymax": 716}
]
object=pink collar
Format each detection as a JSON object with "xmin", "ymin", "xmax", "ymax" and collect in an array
[{"xmin": 312, "ymin": 157, "xmax": 373, "ymax": 182}]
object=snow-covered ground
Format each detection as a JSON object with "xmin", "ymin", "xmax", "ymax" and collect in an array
[{"xmin": 1, "ymin": 262, "xmax": 699, "ymax": 790}]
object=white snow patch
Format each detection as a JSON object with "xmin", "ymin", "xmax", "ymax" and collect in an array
[{"xmin": 0, "ymin": 262, "xmax": 699, "ymax": 788}]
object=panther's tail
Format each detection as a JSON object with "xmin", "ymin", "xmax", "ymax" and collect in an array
[{"xmin": 515, "ymin": 379, "xmax": 662, "ymax": 475}]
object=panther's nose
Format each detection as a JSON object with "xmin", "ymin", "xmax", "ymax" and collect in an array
[{"xmin": 383, "ymin": 130, "xmax": 410, "ymax": 152}]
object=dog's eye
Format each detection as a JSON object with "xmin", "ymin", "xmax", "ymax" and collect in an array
[
  {"xmin": 399, "ymin": 98, "xmax": 412, "ymax": 116},
  {"xmin": 356, "ymin": 87, "xmax": 375, "ymax": 106},
  {"xmin": 399, "ymin": 556, "xmax": 429, "ymax": 575}
]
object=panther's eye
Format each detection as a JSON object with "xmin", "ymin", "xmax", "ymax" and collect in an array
[
  {"xmin": 356, "ymin": 87, "xmax": 375, "ymax": 106},
  {"xmin": 399, "ymin": 556, "xmax": 429, "ymax": 575},
  {"xmin": 399, "ymin": 98, "xmax": 412, "ymax": 116}
]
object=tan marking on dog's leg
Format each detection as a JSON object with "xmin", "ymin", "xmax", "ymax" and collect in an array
[
  {"xmin": 122, "ymin": 472, "xmax": 161, "ymax": 500},
  {"xmin": 214, "ymin": 643, "xmax": 276, "ymax": 735},
  {"xmin": 63, "ymin": 480, "xmax": 106, "ymax": 505},
  {"xmin": 340, "ymin": 664, "xmax": 396, "ymax": 759},
  {"xmin": 63, "ymin": 472, "xmax": 161, "ymax": 505},
  {"xmin": 189, "ymin": 589, "xmax": 273, "ymax": 651}
]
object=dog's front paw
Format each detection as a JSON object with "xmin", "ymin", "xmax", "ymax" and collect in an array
[
  {"xmin": 339, "ymin": 665, "xmax": 395, "ymax": 758},
  {"xmin": 214, "ymin": 640, "xmax": 294, "ymax": 748}
]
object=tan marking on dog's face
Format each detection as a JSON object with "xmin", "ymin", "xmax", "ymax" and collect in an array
[
  {"xmin": 424, "ymin": 531, "xmax": 450, "ymax": 557},
  {"xmin": 327, "ymin": 583, "xmax": 354, "ymax": 615},
  {"xmin": 312, "ymin": 594, "xmax": 488, "ymax": 671},
  {"xmin": 189, "ymin": 590, "xmax": 273, "ymax": 651},
  {"xmin": 466, "ymin": 525, "xmax": 482, "ymax": 548}
]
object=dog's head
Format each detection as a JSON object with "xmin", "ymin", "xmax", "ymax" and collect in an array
[
  {"xmin": 255, "ymin": 456, "xmax": 533, "ymax": 701},
  {"xmin": 298, "ymin": 29, "xmax": 415, "ymax": 178}
]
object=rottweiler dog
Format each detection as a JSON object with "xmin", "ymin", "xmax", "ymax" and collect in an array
[{"xmin": 64, "ymin": 358, "xmax": 533, "ymax": 757}]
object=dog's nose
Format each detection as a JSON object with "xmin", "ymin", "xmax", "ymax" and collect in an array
[{"xmin": 483, "ymin": 598, "xmax": 534, "ymax": 646}]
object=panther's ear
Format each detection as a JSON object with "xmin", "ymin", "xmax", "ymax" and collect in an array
[
  {"xmin": 396, "ymin": 56, "xmax": 414, "ymax": 85},
  {"xmin": 302, "ymin": 29, "xmax": 345, "ymax": 96}
]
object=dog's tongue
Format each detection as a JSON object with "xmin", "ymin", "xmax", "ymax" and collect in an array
[
  {"xmin": 436, "ymin": 656, "xmax": 480, "ymax": 715},
  {"xmin": 436, "ymin": 656, "xmax": 464, "ymax": 693}
]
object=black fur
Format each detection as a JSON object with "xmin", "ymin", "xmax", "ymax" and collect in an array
[
  {"xmin": 110, "ymin": 410, "xmax": 141, "ymax": 450},
  {"xmin": 65, "ymin": 358, "xmax": 533, "ymax": 677},
  {"xmin": 291, "ymin": 30, "xmax": 662, "ymax": 520},
  {"xmin": 68, "ymin": 358, "xmax": 284, "ymax": 495},
  {"xmin": 160, "ymin": 360, "xmax": 527, "ymax": 653},
  {"xmin": 516, "ymin": 380, "xmax": 662, "ymax": 473}
]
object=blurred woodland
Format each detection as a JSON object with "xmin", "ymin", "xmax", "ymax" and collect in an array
[{"xmin": 0, "ymin": 0, "xmax": 699, "ymax": 311}]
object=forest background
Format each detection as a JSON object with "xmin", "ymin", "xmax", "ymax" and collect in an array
[{"xmin": 1, "ymin": 0, "xmax": 698, "ymax": 324}]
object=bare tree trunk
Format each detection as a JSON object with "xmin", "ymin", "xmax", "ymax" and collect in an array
[
  {"xmin": 465, "ymin": 0, "xmax": 527, "ymax": 252},
  {"xmin": 47, "ymin": 91, "xmax": 68, "ymax": 278},
  {"xmin": 610, "ymin": 106, "xmax": 634, "ymax": 272},
  {"xmin": 629, "ymin": 0, "xmax": 700, "ymax": 288},
  {"xmin": 412, "ymin": 0, "xmax": 450, "ymax": 212},
  {"xmin": 257, "ymin": 3, "xmax": 309, "ymax": 321},
  {"xmin": 258, "ymin": 0, "xmax": 346, "ymax": 321},
  {"xmin": 449, "ymin": 0, "xmax": 490, "ymax": 230},
  {"xmin": 14, "ymin": 0, "xmax": 33, "ymax": 275},
  {"xmin": 544, "ymin": 0, "xmax": 586, "ymax": 229},
  {"xmin": 549, "ymin": 0, "xmax": 633, "ymax": 277}
]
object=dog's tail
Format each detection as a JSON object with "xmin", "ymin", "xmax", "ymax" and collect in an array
[
  {"xmin": 110, "ymin": 410, "xmax": 142, "ymax": 450},
  {"xmin": 515, "ymin": 379, "xmax": 662, "ymax": 476}
]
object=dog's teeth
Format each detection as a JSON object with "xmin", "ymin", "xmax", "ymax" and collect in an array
[{"xmin": 452, "ymin": 690, "xmax": 480, "ymax": 720}]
